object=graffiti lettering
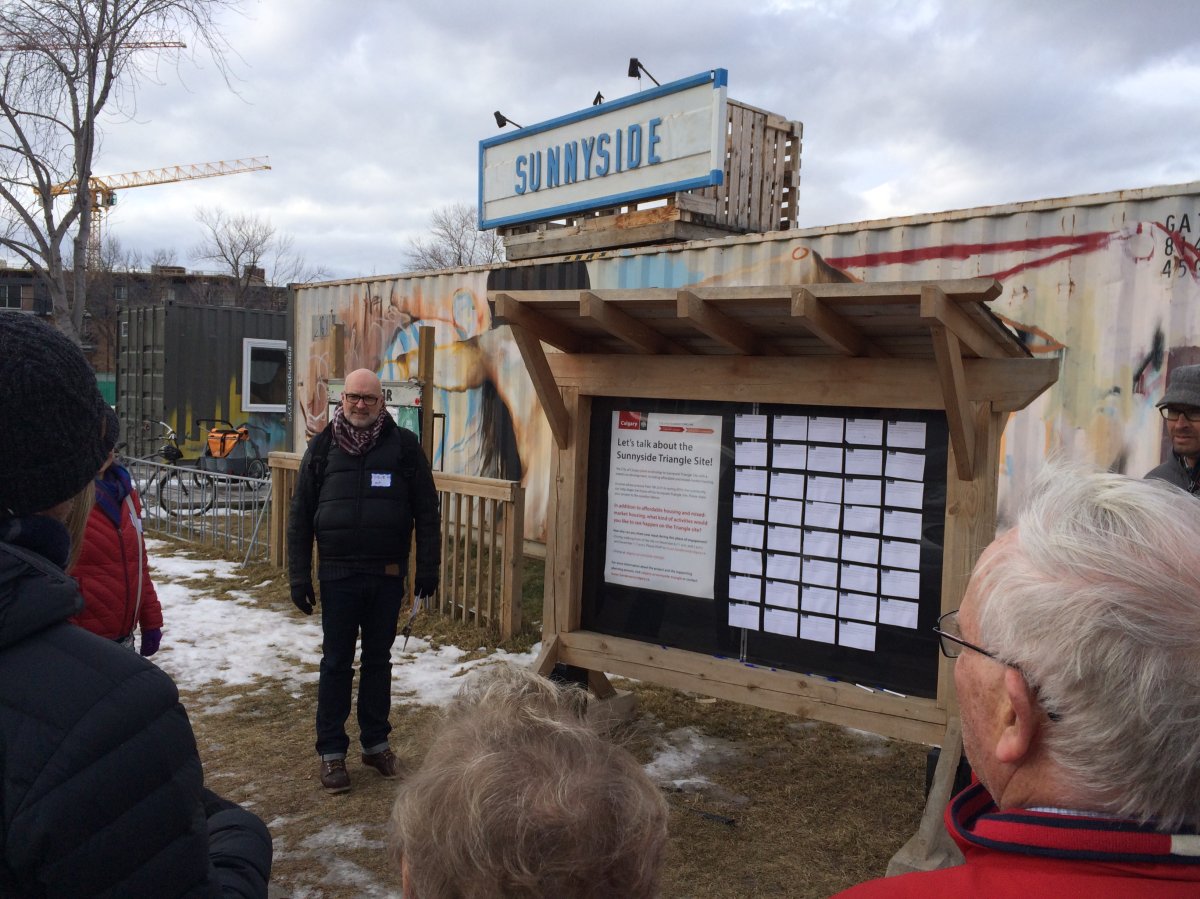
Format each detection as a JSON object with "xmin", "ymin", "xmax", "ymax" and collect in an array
[{"xmin": 1158, "ymin": 216, "xmax": 1200, "ymax": 278}]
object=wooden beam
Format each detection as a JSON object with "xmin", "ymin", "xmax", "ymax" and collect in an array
[
  {"xmin": 547, "ymin": 354, "xmax": 1060, "ymax": 412},
  {"xmin": 677, "ymin": 290, "xmax": 781, "ymax": 355},
  {"xmin": 580, "ymin": 290, "xmax": 690, "ymax": 355},
  {"xmin": 587, "ymin": 669, "xmax": 617, "ymax": 700},
  {"xmin": 926, "ymin": 287, "xmax": 976, "ymax": 480},
  {"xmin": 533, "ymin": 633, "xmax": 561, "ymax": 677},
  {"xmin": 494, "ymin": 293, "xmax": 582, "ymax": 353},
  {"xmin": 802, "ymin": 278, "xmax": 1003, "ymax": 305},
  {"xmin": 541, "ymin": 387, "xmax": 590, "ymax": 643},
  {"xmin": 507, "ymin": 323, "xmax": 570, "ymax": 450},
  {"xmin": 938, "ymin": 402, "xmax": 1004, "ymax": 713},
  {"xmin": 557, "ymin": 631, "xmax": 946, "ymax": 744},
  {"xmin": 793, "ymin": 288, "xmax": 888, "ymax": 357},
  {"xmin": 919, "ymin": 283, "xmax": 1008, "ymax": 359}
]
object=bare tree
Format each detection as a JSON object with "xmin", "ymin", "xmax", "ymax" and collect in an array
[
  {"xmin": 148, "ymin": 246, "xmax": 176, "ymax": 267},
  {"xmin": 0, "ymin": 0, "xmax": 239, "ymax": 344},
  {"xmin": 192, "ymin": 205, "xmax": 324, "ymax": 303},
  {"xmin": 404, "ymin": 202, "xmax": 504, "ymax": 272},
  {"xmin": 82, "ymin": 234, "xmax": 139, "ymax": 371}
]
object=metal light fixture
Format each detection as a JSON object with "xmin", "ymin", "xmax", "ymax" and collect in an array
[
  {"xmin": 493, "ymin": 110, "xmax": 523, "ymax": 130},
  {"xmin": 627, "ymin": 57, "xmax": 660, "ymax": 87},
  {"xmin": 593, "ymin": 91, "xmax": 604, "ymax": 106}
]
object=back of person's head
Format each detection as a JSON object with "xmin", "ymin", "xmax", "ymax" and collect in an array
[
  {"xmin": 390, "ymin": 663, "xmax": 668, "ymax": 899},
  {"xmin": 972, "ymin": 463, "xmax": 1200, "ymax": 828},
  {"xmin": 0, "ymin": 314, "xmax": 113, "ymax": 517}
]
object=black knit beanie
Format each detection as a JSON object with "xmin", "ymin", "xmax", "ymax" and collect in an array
[{"xmin": 0, "ymin": 314, "xmax": 112, "ymax": 516}]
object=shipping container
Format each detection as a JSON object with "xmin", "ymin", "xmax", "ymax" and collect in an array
[
  {"xmin": 292, "ymin": 181, "xmax": 1200, "ymax": 541},
  {"xmin": 118, "ymin": 302, "xmax": 289, "ymax": 461}
]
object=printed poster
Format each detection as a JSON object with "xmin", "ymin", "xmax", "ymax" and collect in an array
[{"xmin": 605, "ymin": 410, "xmax": 723, "ymax": 598}]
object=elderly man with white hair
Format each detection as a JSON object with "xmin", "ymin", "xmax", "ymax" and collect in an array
[{"xmin": 836, "ymin": 465, "xmax": 1200, "ymax": 897}]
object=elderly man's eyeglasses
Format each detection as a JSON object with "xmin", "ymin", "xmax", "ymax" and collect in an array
[
  {"xmin": 1160, "ymin": 407, "xmax": 1200, "ymax": 422},
  {"xmin": 933, "ymin": 610, "xmax": 1061, "ymax": 721},
  {"xmin": 932, "ymin": 610, "xmax": 998, "ymax": 661},
  {"xmin": 343, "ymin": 393, "xmax": 380, "ymax": 407}
]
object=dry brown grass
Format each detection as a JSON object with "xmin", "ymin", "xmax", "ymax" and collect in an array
[{"xmin": 163, "ymin": 542, "xmax": 928, "ymax": 899}]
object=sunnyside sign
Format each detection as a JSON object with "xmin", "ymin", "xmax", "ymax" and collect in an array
[{"xmin": 478, "ymin": 69, "xmax": 728, "ymax": 230}]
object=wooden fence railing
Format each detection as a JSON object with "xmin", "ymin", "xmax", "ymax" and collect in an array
[{"xmin": 268, "ymin": 452, "xmax": 525, "ymax": 640}]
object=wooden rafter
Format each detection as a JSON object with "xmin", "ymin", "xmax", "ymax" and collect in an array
[
  {"xmin": 792, "ymin": 287, "xmax": 889, "ymax": 357},
  {"xmin": 925, "ymin": 285, "xmax": 976, "ymax": 479},
  {"xmin": 677, "ymin": 290, "xmax": 782, "ymax": 355},
  {"xmin": 507, "ymin": 323, "xmax": 571, "ymax": 450},
  {"xmin": 803, "ymin": 278, "xmax": 1002, "ymax": 304},
  {"xmin": 919, "ymin": 285, "xmax": 1008, "ymax": 359},
  {"xmin": 580, "ymin": 291, "xmax": 690, "ymax": 355},
  {"xmin": 494, "ymin": 293, "xmax": 582, "ymax": 353}
]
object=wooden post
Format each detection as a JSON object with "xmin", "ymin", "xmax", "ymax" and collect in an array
[{"xmin": 418, "ymin": 325, "xmax": 435, "ymax": 464}]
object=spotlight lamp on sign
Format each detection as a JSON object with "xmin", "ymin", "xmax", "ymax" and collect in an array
[
  {"xmin": 627, "ymin": 57, "xmax": 660, "ymax": 87},
  {"xmin": 493, "ymin": 110, "xmax": 523, "ymax": 130}
]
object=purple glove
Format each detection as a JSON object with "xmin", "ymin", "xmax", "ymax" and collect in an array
[{"xmin": 139, "ymin": 627, "xmax": 162, "ymax": 657}]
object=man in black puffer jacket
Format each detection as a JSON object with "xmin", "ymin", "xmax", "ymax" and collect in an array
[
  {"xmin": 288, "ymin": 367, "xmax": 441, "ymax": 794},
  {"xmin": 0, "ymin": 314, "xmax": 272, "ymax": 897}
]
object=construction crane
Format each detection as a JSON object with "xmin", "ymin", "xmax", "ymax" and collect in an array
[
  {"xmin": 0, "ymin": 40, "xmax": 186, "ymax": 51},
  {"xmin": 48, "ymin": 156, "xmax": 271, "ymax": 269}
]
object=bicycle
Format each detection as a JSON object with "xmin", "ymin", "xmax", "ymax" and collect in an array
[{"xmin": 142, "ymin": 420, "xmax": 217, "ymax": 516}]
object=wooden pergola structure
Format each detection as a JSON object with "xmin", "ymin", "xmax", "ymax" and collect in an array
[{"xmin": 492, "ymin": 278, "xmax": 1058, "ymax": 744}]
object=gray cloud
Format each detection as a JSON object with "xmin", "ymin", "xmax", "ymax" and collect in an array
[{"xmin": 86, "ymin": 0, "xmax": 1200, "ymax": 279}]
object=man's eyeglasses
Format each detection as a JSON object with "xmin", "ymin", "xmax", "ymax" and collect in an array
[
  {"xmin": 343, "ymin": 393, "xmax": 380, "ymax": 408},
  {"xmin": 1160, "ymin": 406, "xmax": 1200, "ymax": 422},
  {"xmin": 933, "ymin": 610, "xmax": 1061, "ymax": 721},
  {"xmin": 933, "ymin": 609, "xmax": 996, "ymax": 661}
]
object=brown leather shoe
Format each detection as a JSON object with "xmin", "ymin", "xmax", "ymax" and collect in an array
[
  {"xmin": 361, "ymin": 748, "xmax": 404, "ymax": 779},
  {"xmin": 319, "ymin": 758, "xmax": 351, "ymax": 794}
]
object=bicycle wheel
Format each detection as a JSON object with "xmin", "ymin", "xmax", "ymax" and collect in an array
[
  {"xmin": 158, "ymin": 468, "xmax": 216, "ymax": 516},
  {"xmin": 246, "ymin": 458, "xmax": 268, "ymax": 480}
]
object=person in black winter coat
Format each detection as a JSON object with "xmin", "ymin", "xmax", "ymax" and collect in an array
[
  {"xmin": 288, "ymin": 367, "xmax": 441, "ymax": 794},
  {"xmin": 0, "ymin": 313, "xmax": 272, "ymax": 898}
]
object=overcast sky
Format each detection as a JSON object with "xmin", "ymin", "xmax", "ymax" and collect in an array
[{"xmin": 88, "ymin": 0, "xmax": 1200, "ymax": 281}]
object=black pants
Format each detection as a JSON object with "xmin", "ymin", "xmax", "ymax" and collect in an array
[{"xmin": 315, "ymin": 572, "xmax": 404, "ymax": 757}]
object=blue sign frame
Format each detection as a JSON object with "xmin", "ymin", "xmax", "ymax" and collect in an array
[{"xmin": 478, "ymin": 69, "xmax": 728, "ymax": 230}]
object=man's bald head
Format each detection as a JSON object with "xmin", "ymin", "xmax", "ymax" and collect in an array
[{"xmin": 342, "ymin": 368, "xmax": 384, "ymax": 428}]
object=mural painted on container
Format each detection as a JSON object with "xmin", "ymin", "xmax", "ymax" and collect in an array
[
  {"xmin": 294, "ymin": 269, "xmax": 575, "ymax": 541},
  {"xmin": 584, "ymin": 209, "xmax": 1200, "ymax": 523},
  {"xmin": 813, "ymin": 218, "xmax": 1200, "ymax": 523},
  {"xmin": 295, "ymin": 192, "xmax": 1200, "ymax": 539}
]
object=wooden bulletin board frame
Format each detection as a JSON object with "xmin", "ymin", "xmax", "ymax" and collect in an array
[{"xmin": 492, "ymin": 280, "xmax": 1058, "ymax": 743}]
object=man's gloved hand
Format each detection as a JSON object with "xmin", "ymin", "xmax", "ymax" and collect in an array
[
  {"xmin": 291, "ymin": 581, "xmax": 316, "ymax": 615},
  {"xmin": 414, "ymin": 576, "xmax": 438, "ymax": 599},
  {"xmin": 139, "ymin": 627, "xmax": 162, "ymax": 657}
]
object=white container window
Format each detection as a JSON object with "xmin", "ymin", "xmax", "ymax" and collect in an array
[{"xmin": 242, "ymin": 338, "xmax": 287, "ymax": 412}]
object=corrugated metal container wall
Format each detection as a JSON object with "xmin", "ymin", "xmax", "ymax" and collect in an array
[
  {"xmin": 119, "ymin": 303, "xmax": 289, "ymax": 460},
  {"xmin": 791, "ymin": 186, "xmax": 1199, "ymax": 521},
  {"xmin": 293, "ymin": 182, "xmax": 1200, "ymax": 539}
]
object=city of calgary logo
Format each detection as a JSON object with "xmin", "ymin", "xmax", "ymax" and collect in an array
[{"xmin": 617, "ymin": 410, "xmax": 647, "ymax": 430}]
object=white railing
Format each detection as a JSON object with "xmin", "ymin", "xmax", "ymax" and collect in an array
[{"xmin": 121, "ymin": 455, "xmax": 273, "ymax": 564}]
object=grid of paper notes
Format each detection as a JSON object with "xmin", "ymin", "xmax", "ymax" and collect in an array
[{"xmin": 727, "ymin": 413, "xmax": 928, "ymax": 653}]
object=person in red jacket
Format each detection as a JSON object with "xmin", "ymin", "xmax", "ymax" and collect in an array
[
  {"xmin": 834, "ymin": 465, "xmax": 1200, "ymax": 897},
  {"xmin": 69, "ymin": 409, "xmax": 163, "ymax": 656}
]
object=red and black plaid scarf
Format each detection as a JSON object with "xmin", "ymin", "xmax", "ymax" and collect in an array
[{"xmin": 330, "ymin": 405, "xmax": 387, "ymax": 456}]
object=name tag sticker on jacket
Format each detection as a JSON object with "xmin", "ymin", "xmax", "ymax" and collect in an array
[{"xmin": 371, "ymin": 472, "xmax": 393, "ymax": 488}]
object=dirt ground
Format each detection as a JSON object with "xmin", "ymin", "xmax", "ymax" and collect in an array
[{"xmin": 174, "ymin": 548, "xmax": 930, "ymax": 898}]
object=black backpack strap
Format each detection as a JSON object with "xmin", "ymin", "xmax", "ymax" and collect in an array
[{"xmin": 308, "ymin": 426, "xmax": 334, "ymax": 492}]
